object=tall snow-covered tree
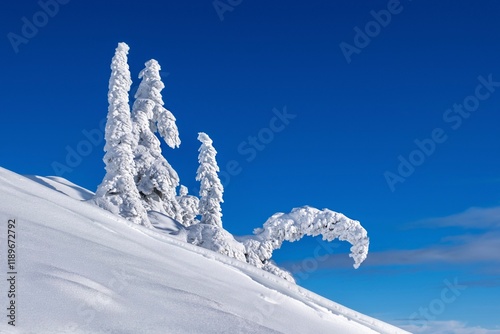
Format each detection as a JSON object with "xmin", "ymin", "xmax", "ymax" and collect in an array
[
  {"xmin": 93, "ymin": 42, "xmax": 151, "ymax": 228},
  {"xmin": 196, "ymin": 132, "xmax": 224, "ymax": 227},
  {"xmin": 131, "ymin": 59, "xmax": 182, "ymax": 221}
]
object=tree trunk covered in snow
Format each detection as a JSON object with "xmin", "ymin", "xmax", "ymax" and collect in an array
[{"xmin": 94, "ymin": 42, "xmax": 151, "ymax": 228}]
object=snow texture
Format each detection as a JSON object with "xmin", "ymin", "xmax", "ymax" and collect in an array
[
  {"xmin": 196, "ymin": 132, "xmax": 224, "ymax": 228},
  {"xmin": 93, "ymin": 42, "xmax": 151, "ymax": 228},
  {"xmin": 131, "ymin": 59, "xmax": 182, "ymax": 221}
]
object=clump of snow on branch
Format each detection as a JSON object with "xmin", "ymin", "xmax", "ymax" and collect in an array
[
  {"xmin": 176, "ymin": 185, "xmax": 200, "ymax": 227},
  {"xmin": 243, "ymin": 206, "xmax": 369, "ymax": 270},
  {"xmin": 93, "ymin": 42, "xmax": 151, "ymax": 228},
  {"xmin": 261, "ymin": 262, "xmax": 295, "ymax": 282},
  {"xmin": 152, "ymin": 94, "xmax": 180, "ymax": 150}
]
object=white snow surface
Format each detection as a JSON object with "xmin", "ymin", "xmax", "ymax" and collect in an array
[{"xmin": 0, "ymin": 167, "xmax": 409, "ymax": 334}]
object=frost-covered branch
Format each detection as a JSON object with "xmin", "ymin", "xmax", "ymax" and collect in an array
[
  {"xmin": 176, "ymin": 185, "xmax": 200, "ymax": 227},
  {"xmin": 244, "ymin": 206, "xmax": 369, "ymax": 270}
]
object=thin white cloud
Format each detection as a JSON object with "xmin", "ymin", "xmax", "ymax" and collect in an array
[
  {"xmin": 299, "ymin": 230, "xmax": 500, "ymax": 269},
  {"xmin": 365, "ymin": 206, "xmax": 500, "ymax": 266},
  {"xmin": 400, "ymin": 320, "xmax": 500, "ymax": 334},
  {"xmin": 414, "ymin": 206, "xmax": 500, "ymax": 229},
  {"xmin": 284, "ymin": 206, "xmax": 500, "ymax": 271},
  {"xmin": 365, "ymin": 230, "xmax": 500, "ymax": 266}
]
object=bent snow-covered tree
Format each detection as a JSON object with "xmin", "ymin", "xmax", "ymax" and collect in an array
[
  {"xmin": 244, "ymin": 206, "xmax": 369, "ymax": 273},
  {"xmin": 93, "ymin": 42, "xmax": 150, "ymax": 227},
  {"xmin": 196, "ymin": 132, "xmax": 224, "ymax": 228},
  {"xmin": 131, "ymin": 59, "xmax": 182, "ymax": 221}
]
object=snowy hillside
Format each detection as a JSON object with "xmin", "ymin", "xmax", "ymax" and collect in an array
[{"xmin": 0, "ymin": 167, "xmax": 408, "ymax": 334}]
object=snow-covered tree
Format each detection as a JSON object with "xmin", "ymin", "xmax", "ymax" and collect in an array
[
  {"xmin": 176, "ymin": 185, "xmax": 200, "ymax": 227},
  {"xmin": 131, "ymin": 59, "xmax": 182, "ymax": 220},
  {"xmin": 196, "ymin": 132, "xmax": 224, "ymax": 227},
  {"xmin": 186, "ymin": 133, "xmax": 237, "ymax": 260},
  {"xmin": 187, "ymin": 223, "xmax": 247, "ymax": 262},
  {"xmin": 93, "ymin": 42, "xmax": 151, "ymax": 228},
  {"xmin": 243, "ymin": 206, "xmax": 369, "ymax": 277}
]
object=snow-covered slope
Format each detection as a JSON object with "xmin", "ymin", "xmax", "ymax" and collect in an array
[{"xmin": 0, "ymin": 167, "xmax": 408, "ymax": 334}]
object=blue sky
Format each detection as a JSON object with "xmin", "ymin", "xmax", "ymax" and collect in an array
[{"xmin": 1, "ymin": 0, "xmax": 500, "ymax": 332}]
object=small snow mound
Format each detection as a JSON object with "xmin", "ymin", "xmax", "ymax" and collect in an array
[
  {"xmin": 187, "ymin": 224, "xmax": 247, "ymax": 262},
  {"xmin": 149, "ymin": 210, "xmax": 187, "ymax": 241},
  {"xmin": 24, "ymin": 175, "xmax": 95, "ymax": 201}
]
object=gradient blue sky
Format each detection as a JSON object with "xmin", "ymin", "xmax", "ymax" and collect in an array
[{"xmin": 1, "ymin": 1, "xmax": 500, "ymax": 332}]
